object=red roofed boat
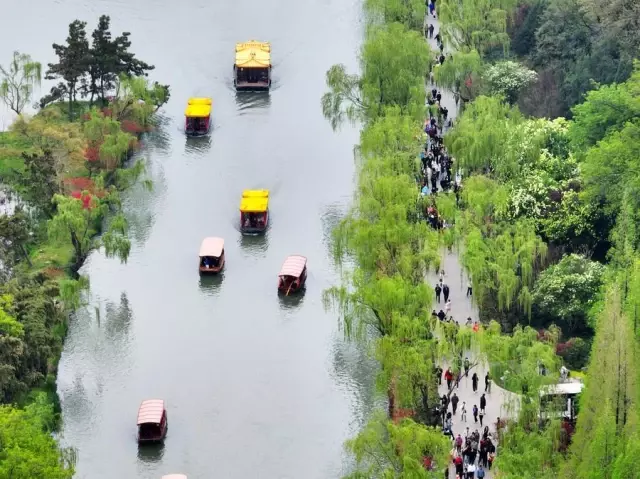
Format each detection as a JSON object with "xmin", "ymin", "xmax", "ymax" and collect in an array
[
  {"xmin": 199, "ymin": 237, "xmax": 225, "ymax": 274},
  {"xmin": 137, "ymin": 399, "xmax": 168, "ymax": 444},
  {"xmin": 278, "ymin": 255, "xmax": 307, "ymax": 295}
]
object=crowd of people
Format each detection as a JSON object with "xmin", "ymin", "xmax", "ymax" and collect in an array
[{"xmin": 420, "ymin": 3, "xmax": 504, "ymax": 478}]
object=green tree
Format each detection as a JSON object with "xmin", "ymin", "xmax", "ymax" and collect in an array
[
  {"xmin": 437, "ymin": 0, "xmax": 517, "ymax": 53},
  {"xmin": 0, "ymin": 51, "xmax": 42, "ymax": 114},
  {"xmin": 0, "ymin": 394, "xmax": 75, "ymax": 478},
  {"xmin": 364, "ymin": 0, "xmax": 425, "ymax": 30},
  {"xmin": 21, "ymin": 150, "xmax": 60, "ymax": 217},
  {"xmin": 322, "ymin": 23, "xmax": 432, "ymax": 128},
  {"xmin": 344, "ymin": 410, "xmax": 451, "ymax": 478},
  {"xmin": 581, "ymin": 121, "xmax": 640, "ymax": 222},
  {"xmin": 83, "ymin": 109, "xmax": 135, "ymax": 172},
  {"xmin": 0, "ymin": 207, "xmax": 32, "ymax": 269},
  {"xmin": 569, "ymin": 64, "xmax": 640, "ymax": 152},
  {"xmin": 45, "ymin": 20, "xmax": 90, "ymax": 119},
  {"xmin": 564, "ymin": 289, "xmax": 637, "ymax": 478},
  {"xmin": 87, "ymin": 15, "xmax": 155, "ymax": 105},
  {"xmin": 433, "ymin": 49, "xmax": 483, "ymax": 104},
  {"xmin": 484, "ymin": 60, "xmax": 538, "ymax": 105},
  {"xmin": 47, "ymin": 193, "xmax": 130, "ymax": 269},
  {"xmin": 532, "ymin": 254, "xmax": 605, "ymax": 334}
]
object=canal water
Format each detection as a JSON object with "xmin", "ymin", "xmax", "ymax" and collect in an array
[{"xmin": 0, "ymin": 0, "xmax": 378, "ymax": 477}]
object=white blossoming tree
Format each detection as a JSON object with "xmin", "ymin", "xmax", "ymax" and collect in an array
[{"xmin": 484, "ymin": 61, "xmax": 538, "ymax": 105}]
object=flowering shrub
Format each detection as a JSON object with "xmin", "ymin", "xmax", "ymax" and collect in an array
[
  {"xmin": 84, "ymin": 145, "xmax": 101, "ymax": 163},
  {"xmin": 70, "ymin": 191, "xmax": 95, "ymax": 209},
  {"xmin": 120, "ymin": 119, "xmax": 147, "ymax": 134},
  {"xmin": 63, "ymin": 177, "xmax": 95, "ymax": 193}
]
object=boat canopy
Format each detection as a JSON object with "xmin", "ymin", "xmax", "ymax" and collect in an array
[
  {"xmin": 137, "ymin": 399, "xmax": 165, "ymax": 425},
  {"xmin": 199, "ymin": 237, "xmax": 224, "ymax": 257},
  {"xmin": 279, "ymin": 255, "xmax": 307, "ymax": 278},
  {"xmin": 240, "ymin": 189, "xmax": 269, "ymax": 213},
  {"xmin": 185, "ymin": 97, "xmax": 212, "ymax": 118},
  {"xmin": 235, "ymin": 41, "xmax": 271, "ymax": 68},
  {"xmin": 540, "ymin": 382, "xmax": 584, "ymax": 397}
]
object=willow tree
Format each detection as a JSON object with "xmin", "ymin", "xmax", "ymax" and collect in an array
[
  {"xmin": 323, "ymin": 273, "xmax": 432, "ymax": 340},
  {"xmin": 83, "ymin": 109, "xmax": 135, "ymax": 172},
  {"xmin": 322, "ymin": 22, "xmax": 433, "ymax": 128},
  {"xmin": 48, "ymin": 192, "xmax": 131, "ymax": 269},
  {"xmin": 0, "ymin": 51, "xmax": 42, "ymax": 114},
  {"xmin": 364, "ymin": 0, "xmax": 425, "ymax": 31},
  {"xmin": 436, "ymin": 0, "xmax": 517, "ymax": 53},
  {"xmin": 444, "ymin": 95, "xmax": 523, "ymax": 175},
  {"xmin": 461, "ymin": 219, "xmax": 547, "ymax": 325},
  {"xmin": 433, "ymin": 49, "xmax": 483, "ymax": 104},
  {"xmin": 345, "ymin": 411, "xmax": 451, "ymax": 478}
]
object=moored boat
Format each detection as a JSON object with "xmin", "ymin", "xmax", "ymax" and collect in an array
[
  {"xmin": 234, "ymin": 41, "xmax": 271, "ymax": 90},
  {"xmin": 278, "ymin": 255, "xmax": 307, "ymax": 295},
  {"xmin": 240, "ymin": 190, "xmax": 269, "ymax": 234},
  {"xmin": 137, "ymin": 399, "xmax": 168, "ymax": 444},
  {"xmin": 199, "ymin": 237, "xmax": 225, "ymax": 274},
  {"xmin": 184, "ymin": 98, "xmax": 212, "ymax": 136}
]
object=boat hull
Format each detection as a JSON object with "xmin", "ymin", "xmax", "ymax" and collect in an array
[
  {"xmin": 235, "ymin": 81, "xmax": 271, "ymax": 91},
  {"xmin": 199, "ymin": 261, "xmax": 224, "ymax": 274}
]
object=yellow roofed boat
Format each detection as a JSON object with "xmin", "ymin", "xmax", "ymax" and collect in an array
[
  {"xmin": 234, "ymin": 41, "xmax": 272, "ymax": 91},
  {"xmin": 239, "ymin": 189, "xmax": 269, "ymax": 234},
  {"xmin": 184, "ymin": 98, "xmax": 212, "ymax": 136}
]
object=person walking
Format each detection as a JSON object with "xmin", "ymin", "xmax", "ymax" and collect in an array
[
  {"xmin": 472, "ymin": 372, "xmax": 479, "ymax": 392},
  {"xmin": 472, "ymin": 404, "xmax": 478, "ymax": 423},
  {"xmin": 451, "ymin": 393, "xmax": 459, "ymax": 415},
  {"xmin": 428, "ymin": 23, "xmax": 434, "ymax": 38},
  {"xmin": 461, "ymin": 401, "xmax": 467, "ymax": 422},
  {"xmin": 435, "ymin": 283, "xmax": 442, "ymax": 302},
  {"xmin": 445, "ymin": 368, "xmax": 454, "ymax": 390},
  {"xmin": 445, "ymin": 299, "xmax": 452, "ymax": 314},
  {"xmin": 485, "ymin": 373, "xmax": 491, "ymax": 393},
  {"xmin": 443, "ymin": 283, "xmax": 450, "ymax": 302},
  {"xmin": 479, "ymin": 408, "xmax": 485, "ymax": 427},
  {"xmin": 436, "ymin": 365, "xmax": 443, "ymax": 385},
  {"xmin": 479, "ymin": 394, "xmax": 486, "ymax": 411},
  {"xmin": 455, "ymin": 434, "xmax": 463, "ymax": 453},
  {"xmin": 476, "ymin": 465, "xmax": 486, "ymax": 478},
  {"xmin": 466, "ymin": 279, "xmax": 472, "ymax": 297},
  {"xmin": 464, "ymin": 357, "xmax": 470, "ymax": 377}
]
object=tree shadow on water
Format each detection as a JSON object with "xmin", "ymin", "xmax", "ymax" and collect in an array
[{"xmin": 104, "ymin": 292, "xmax": 134, "ymax": 342}]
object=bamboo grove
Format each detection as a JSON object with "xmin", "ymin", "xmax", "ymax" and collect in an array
[{"xmin": 322, "ymin": 0, "xmax": 640, "ymax": 476}]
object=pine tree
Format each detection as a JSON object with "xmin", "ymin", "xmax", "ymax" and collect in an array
[{"xmin": 45, "ymin": 20, "xmax": 90, "ymax": 119}]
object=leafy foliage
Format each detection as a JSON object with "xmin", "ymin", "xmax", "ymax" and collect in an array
[
  {"xmin": 322, "ymin": 23, "xmax": 432, "ymax": 128},
  {"xmin": 344, "ymin": 411, "xmax": 451, "ymax": 478},
  {"xmin": 0, "ymin": 394, "xmax": 75, "ymax": 478},
  {"xmin": 484, "ymin": 60, "xmax": 537, "ymax": 105},
  {"xmin": 532, "ymin": 254, "xmax": 605, "ymax": 334},
  {"xmin": 0, "ymin": 51, "xmax": 42, "ymax": 114}
]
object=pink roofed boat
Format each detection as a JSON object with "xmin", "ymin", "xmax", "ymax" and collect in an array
[
  {"xmin": 199, "ymin": 237, "xmax": 225, "ymax": 274},
  {"xmin": 278, "ymin": 255, "xmax": 307, "ymax": 295},
  {"xmin": 137, "ymin": 399, "xmax": 168, "ymax": 443}
]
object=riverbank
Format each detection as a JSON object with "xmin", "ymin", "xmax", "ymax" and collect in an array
[
  {"xmin": 0, "ymin": 16, "xmax": 169, "ymax": 474},
  {"xmin": 319, "ymin": 0, "xmax": 582, "ymax": 474}
]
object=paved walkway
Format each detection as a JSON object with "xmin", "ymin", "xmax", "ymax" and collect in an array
[{"xmin": 423, "ymin": 11, "xmax": 518, "ymax": 478}]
